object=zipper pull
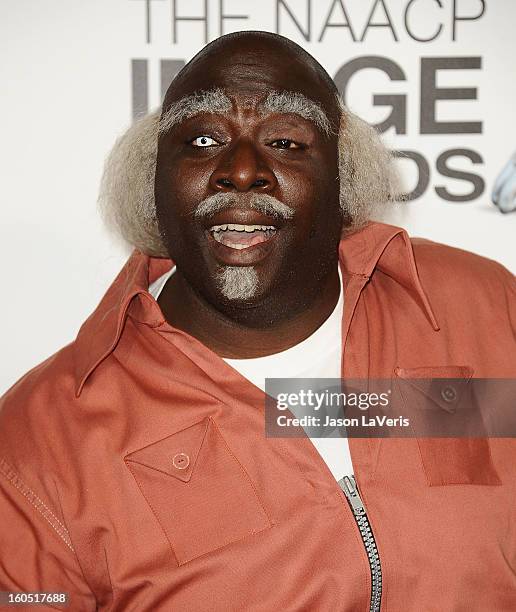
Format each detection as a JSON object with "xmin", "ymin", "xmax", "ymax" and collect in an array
[{"xmin": 338, "ymin": 475, "xmax": 365, "ymax": 513}]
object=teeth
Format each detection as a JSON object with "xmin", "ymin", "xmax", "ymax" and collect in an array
[
  {"xmin": 212, "ymin": 232, "xmax": 254, "ymax": 248},
  {"xmin": 209, "ymin": 223, "xmax": 276, "ymax": 232}
]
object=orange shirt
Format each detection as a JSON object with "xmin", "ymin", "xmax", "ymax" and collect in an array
[{"xmin": 1, "ymin": 222, "xmax": 515, "ymax": 611}]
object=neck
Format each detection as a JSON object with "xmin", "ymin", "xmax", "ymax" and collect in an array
[{"xmin": 157, "ymin": 266, "xmax": 341, "ymax": 358}]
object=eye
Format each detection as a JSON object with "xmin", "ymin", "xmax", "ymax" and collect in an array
[
  {"xmin": 189, "ymin": 135, "xmax": 221, "ymax": 147},
  {"xmin": 270, "ymin": 139, "xmax": 302, "ymax": 150}
]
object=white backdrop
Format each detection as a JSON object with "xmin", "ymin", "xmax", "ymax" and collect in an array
[{"xmin": 2, "ymin": 0, "xmax": 515, "ymax": 394}]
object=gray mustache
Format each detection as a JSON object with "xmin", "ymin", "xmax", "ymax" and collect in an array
[{"xmin": 193, "ymin": 193, "xmax": 295, "ymax": 221}]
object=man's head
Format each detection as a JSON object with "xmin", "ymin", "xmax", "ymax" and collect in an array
[{"xmin": 99, "ymin": 31, "xmax": 396, "ymax": 318}]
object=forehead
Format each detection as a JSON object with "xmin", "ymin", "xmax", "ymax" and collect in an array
[{"xmin": 163, "ymin": 46, "xmax": 338, "ymax": 120}]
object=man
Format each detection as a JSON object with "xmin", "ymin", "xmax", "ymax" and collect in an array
[{"xmin": 0, "ymin": 31, "xmax": 515, "ymax": 611}]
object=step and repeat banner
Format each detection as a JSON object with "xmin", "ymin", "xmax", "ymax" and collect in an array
[{"xmin": 2, "ymin": 0, "xmax": 515, "ymax": 392}]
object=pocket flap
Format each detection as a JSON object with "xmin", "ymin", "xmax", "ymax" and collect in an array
[
  {"xmin": 394, "ymin": 365, "xmax": 474, "ymax": 413},
  {"xmin": 125, "ymin": 418, "xmax": 209, "ymax": 483}
]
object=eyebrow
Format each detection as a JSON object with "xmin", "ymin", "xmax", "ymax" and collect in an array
[
  {"xmin": 258, "ymin": 91, "xmax": 332, "ymax": 136},
  {"xmin": 158, "ymin": 88, "xmax": 333, "ymax": 136},
  {"xmin": 158, "ymin": 88, "xmax": 232, "ymax": 134}
]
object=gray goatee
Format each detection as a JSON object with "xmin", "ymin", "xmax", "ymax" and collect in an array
[{"xmin": 218, "ymin": 266, "xmax": 259, "ymax": 300}]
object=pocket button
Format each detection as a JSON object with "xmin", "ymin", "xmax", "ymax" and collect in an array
[
  {"xmin": 172, "ymin": 452, "xmax": 190, "ymax": 470},
  {"xmin": 441, "ymin": 385, "xmax": 457, "ymax": 404}
]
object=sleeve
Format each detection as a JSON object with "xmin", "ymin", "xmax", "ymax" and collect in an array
[
  {"xmin": 0, "ymin": 456, "xmax": 96, "ymax": 611},
  {"xmin": 488, "ymin": 258, "xmax": 516, "ymax": 337},
  {"xmin": 499, "ymin": 263, "xmax": 516, "ymax": 333}
]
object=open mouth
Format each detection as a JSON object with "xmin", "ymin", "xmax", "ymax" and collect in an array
[{"xmin": 209, "ymin": 223, "xmax": 278, "ymax": 250}]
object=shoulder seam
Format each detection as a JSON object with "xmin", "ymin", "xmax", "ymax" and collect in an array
[{"xmin": 0, "ymin": 457, "xmax": 75, "ymax": 553}]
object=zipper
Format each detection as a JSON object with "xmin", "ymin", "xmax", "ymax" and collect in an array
[{"xmin": 338, "ymin": 475, "xmax": 382, "ymax": 612}]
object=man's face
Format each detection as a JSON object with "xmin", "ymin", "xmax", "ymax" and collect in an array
[{"xmin": 155, "ymin": 38, "xmax": 342, "ymax": 318}]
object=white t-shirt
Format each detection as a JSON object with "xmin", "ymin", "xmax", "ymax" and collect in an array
[{"xmin": 148, "ymin": 267, "xmax": 354, "ymax": 480}]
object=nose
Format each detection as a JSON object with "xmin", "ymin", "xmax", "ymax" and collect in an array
[{"xmin": 209, "ymin": 138, "xmax": 277, "ymax": 193}]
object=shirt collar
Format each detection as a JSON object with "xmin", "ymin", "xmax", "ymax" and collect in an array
[
  {"xmin": 338, "ymin": 222, "xmax": 439, "ymax": 332},
  {"xmin": 73, "ymin": 222, "xmax": 439, "ymax": 397}
]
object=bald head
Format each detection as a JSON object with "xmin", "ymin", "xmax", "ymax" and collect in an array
[{"xmin": 161, "ymin": 31, "xmax": 341, "ymax": 130}]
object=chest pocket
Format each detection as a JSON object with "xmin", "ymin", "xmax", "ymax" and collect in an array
[
  {"xmin": 393, "ymin": 366, "xmax": 502, "ymax": 487},
  {"xmin": 125, "ymin": 417, "xmax": 272, "ymax": 565}
]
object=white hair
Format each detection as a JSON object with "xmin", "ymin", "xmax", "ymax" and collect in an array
[
  {"xmin": 98, "ymin": 95, "xmax": 399, "ymax": 257},
  {"xmin": 218, "ymin": 266, "xmax": 259, "ymax": 300},
  {"xmin": 98, "ymin": 110, "xmax": 162, "ymax": 256},
  {"xmin": 158, "ymin": 88, "xmax": 232, "ymax": 135},
  {"xmin": 260, "ymin": 90, "xmax": 332, "ymax": 136},
  {"xmin": 157, "ymin": 88, "xmax": 333, "ymax": 138},
  {"xmin": 336, "ymin": 97, "xmax": 398, "ymax": 228},
  {"xmin": 193, "ymin": 192, "xmax": 295, "ymax": 221}
]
